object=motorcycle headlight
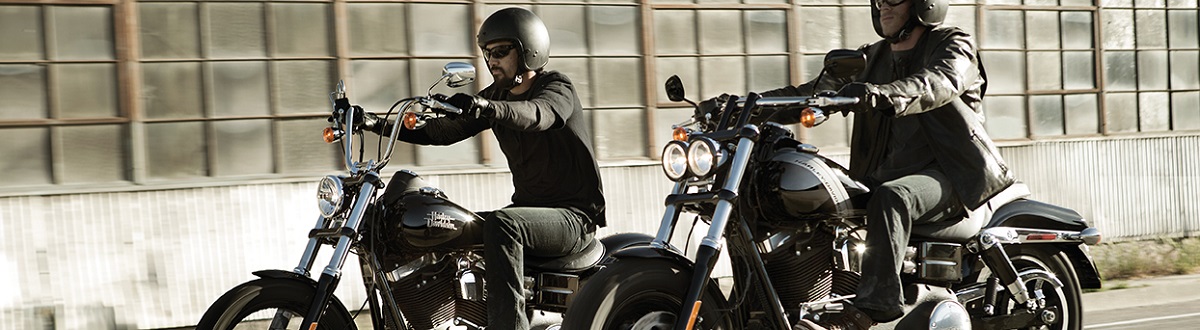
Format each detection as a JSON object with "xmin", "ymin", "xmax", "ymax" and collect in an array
[
  {"xmin": 317, "ymin": 175, "xmax": 346, "ymax": 217},
  {"xmin": 687, "ymin": 137, "xmax": 724, "ymax": 177},
  {"xmin": 661, "ymin": 140, "xmax": 690, "ymax": 181}
]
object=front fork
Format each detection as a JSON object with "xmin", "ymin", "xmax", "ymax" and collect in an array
[{"xmin": 290, "ymin": 173, "xmax": 382, "ymax": 329}]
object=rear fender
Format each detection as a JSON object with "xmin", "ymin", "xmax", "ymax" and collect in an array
[{"xmin": 984, "ymin": 201, "xmax": 1102, "ymax": 289}]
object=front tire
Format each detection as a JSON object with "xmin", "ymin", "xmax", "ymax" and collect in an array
[
  {"xmin": 562, "ymin": 258, "xmax": 731, "ymax": 330},
  {"xmin": 196, "ymin": 278, "xmax": 355, "ymax": 330}
]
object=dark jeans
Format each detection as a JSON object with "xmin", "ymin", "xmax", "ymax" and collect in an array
[
  {"xmin": 481, "ymin": 207, "xmax": 594, "ymax": 330},
  {"xmin": 855, "ymin": 167, "xmax": 962, "ymax": 322}
]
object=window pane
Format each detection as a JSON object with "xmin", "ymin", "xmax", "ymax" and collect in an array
[
  {"xmin": 1135, "ymin": 0, "xmax": 1166, "ymax": 7},
  {"xmin": 1063, "ymin": 51, "xmax": 1095, "ymax": 90},
  {"xmin": 1026, "ymin": 11, "xmax": 1061, "ymax": 50},
  {"xmin": 59, "ymin": 125, "xmax": 124, "ymax": 184},
  {"xmin": 417, "ymin": 142, "xmax": 480, "ymax": 166},
  {"xmin": 844, "ymin": 7, "xmax": 878, "ymax": 47},
  {"xmin": 0, "ymin": 128, "xmax": 51, "ymax": 186},
  {"xmin": 983, "ymin": 10, "xmax": 1024, "ymax": 49},
  {"xmin": 350, "ymin": 60, "xmax": 410, "ymax": 114},
  {"xmin": 983, "ymin": 51, "xmax": 1025, "ymax": 94},
  {"xmin": 590, "ymin": 6, "xmax": 639, "ymax": 55},
  {"xmin": 210, "ymin": 61, "xmax": 270, "ymax": 117},
  {"xmin": 1103, "ymin": 51, "xmax": 1138, "ymax": 91},
  {"xmin": 0, "ymin": 65, "xmax": 48, "ymax": 120},
  {"xmin": 1102, "ymin": 10, "xmax": 1135, "ymax": 50},
  {"xmin": 748, "ymin": 56, "xmax": 789, "ymax": 93},
  {"xmin": 551, "ymin": 58, "xmax": 592, "ymax": 108},
  {"xmin": 803, "ymin": 54, "xmax": 825, "ymax": 85},
  {"xmin": 592, "ymin": 108, "xmax": 647, "ymax": 159},
  {"xmin": 801, "ymin": 7, "xmax": 843, "ymax": 52},
  {"xmin": 656, "ymin": 57, "xmax": 698, "ymax": 103},
  {"xmin": 409, "ymin": 4, "xmax": 471, "ymax": 56},
  {"xmin": 1173, "ymin": 92, "xmax": 1200, "ymax": 130},
  {"xmin": 1135, "ymin": 10, "xmax": 1167, "ymax": 48},
  {"xmin": 944, "ymin": 5, "xmax": 977, "ymax": 36},
  {"xmin": 984, "ymin": 96, "xmax": 1027, "ymax": 139},
  {"xmin": 593, "ymin": 58, "xmax": 644, "ymax": 107},
  {"xmin": 275, "ymin": 60, "xmax": 335, "ymax": 115},
  {"xmin": 700, "ymin": 56, "xmax": 746, "ymax": 99},
  {"xmin": 1062, "ymin": 0, "xmax": 1094, "ymax": 5},
  {"xmin": 139, "ymin": 3, "xmax": 199, "ymax": 59},
  {"xmin": 1170, "ymin": 51, "xmax": 1199, "ymax": 89},
  {"xmin": 1103, "ymin": 93, "xmax": 1138, "ymax": 133},
  {"xmin": 1029, "ymin": 95, "xmax": 1064, "ymax": 136},
  {"xmin": 51, "ymin": 6, "xmax": 113, "ymax": 61},
  {"xmin": 207, "ymin": 3, "xmax": 266, "ymax": 58},
  {"xmin": 347, "ymin": 3, "xmax": 407, "ymax": 57},
  {"xmin": 1, "ymin": 6, "xmax": 44, "ymax": 60},
  {"xmin": 56, "ymin": 63, "xmax": 118, "ymax": 118},
  {"xmin": 213, "ymin": 120, "xmax": 273, "ymax": 176},
  {"xmin": 1064, "ymin": 94, "xmax": 1099, "ymax": 135},
  {"xmin": 1168, "ymin": 0, "xmax": 1197, "ymax": 7},
  {"xmin": 540, "ymin": 5, "xmax": 587, "ymax": 55},
  {"xmin": 1027, "ymin": 52, "xmax": 1062, "ymax": 91},
  {"xmin": 272, "ymin": 3, "xmax": 332, "ymax": 57},
  {"xmin": 746, "ymin": 10, "xmax": 787, "ymax": 54},
  {"xmin": 1139, "ymin": 92, "xmax": 1171, "ymax": 132},
  {"xmin": 654, "ymin": 10, "xmax": 696, "ymax": 54},
  {"xmin": 146, "ymin": 122, "xmax": 206, "ymax": 179},
  {"xmin": 1168, "ymin": 10, "xmax": 1199, "ymax": 48},
  {"xmin": 142, "ymin": 62, "xmax": 203, "ymax": 119},
  {"xmin": 1061, "ymin": 12, "xmax": 1094, "ymax": 50},
  {"xmin": 698, "ymin": 10, "xmax": 743, "ymax": 54},
  {"xmin": 1101, "ymin": 0, "xmax": 1133, "ymax": 6},
  {"xmin": 278, "ymin": 119, "xmax": 340, "ymax": 173},
  {"xmin": 1138, "ymin": 51, "xmax": 1168, "ymax": 90}
]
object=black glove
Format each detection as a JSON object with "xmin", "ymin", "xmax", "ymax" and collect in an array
[
  {"xmin": 836, "ymin": 82, "xmax": 890, "ymax": 113},
  {"xmin": 698, "ymin": 94, "xmax": 730, "ymax": 121},
  {"xmin": 434, "ymin": 93, "xmax": 493, "ymax": 118}
]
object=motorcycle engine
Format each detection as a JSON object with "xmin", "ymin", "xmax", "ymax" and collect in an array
[
  {"xmin": 388, "ymin": 257, "xmax": 488, "ymax": 329},
  {"xmin": 761, "ymin": 230, "xmax": 858, "ymax": 309}
]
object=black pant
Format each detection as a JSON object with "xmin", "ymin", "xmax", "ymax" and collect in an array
[
  {"xmin": 855, "ymin": 167, "xmax": 962, "ymax": 322},
  {"xmin": 482, "ymin": 207, "xmax": 594, "ymax": 330}
]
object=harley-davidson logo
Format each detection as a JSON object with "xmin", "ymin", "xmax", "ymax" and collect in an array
[{"xmin": 425, "ymin": 212, "xmax": 458, "ymax": 230}]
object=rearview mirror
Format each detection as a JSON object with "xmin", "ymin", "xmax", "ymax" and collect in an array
[
  {"xmin": 665, "ymin": 75, "xmax": 686, "ymax": 102},
  {"xmin": 823, "ymin": 49, "xmax": 867, "ymax": 79},
  {"xmin": 442, "ymin": 62, "xmax": 476, "ymax": 88}
]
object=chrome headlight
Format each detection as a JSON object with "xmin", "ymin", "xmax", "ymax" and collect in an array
[
  {"xmin": 317, "ymin": 175, "xmax": 346, "ymax": 217},
  {"xmin": 687, "ymin": 137, "xmax": 724, "ymax": 177},
  {"xmin": 661, "ymin": 140, "xmax": 690, "ymax": 181}
]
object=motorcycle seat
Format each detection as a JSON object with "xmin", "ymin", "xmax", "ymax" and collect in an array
[
  {"xmin": 525, "ymin": 237, "xmax": 604, "ymax": 273},
  {"xmin": 912, "ymin": 183, "xmax": 1031, "ymax": 243}
]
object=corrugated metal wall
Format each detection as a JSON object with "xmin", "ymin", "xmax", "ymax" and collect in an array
[{"xmin": 1, "ymin": 135, "xmax": 1196, "ymax": 328}]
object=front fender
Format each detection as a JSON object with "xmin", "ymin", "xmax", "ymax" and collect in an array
[
  {"xmin": 599, "ymin": 232, "xmax": 655, "ymax": 258},
  {"xmin": 250, "ymin": 270, "xmax": 358, "ymax": 320},
  {"xmin": 608, "ymin": 245, "xmax": 697, "ymax": 270}
]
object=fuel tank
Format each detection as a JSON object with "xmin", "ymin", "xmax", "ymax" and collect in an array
[
  {"xmin": 761, "ymin": 146, "xmax": 869, "ymax": 217},
  {"xmin": 382, "ymin": 170, "xmax": 484, "ymax": 248}
]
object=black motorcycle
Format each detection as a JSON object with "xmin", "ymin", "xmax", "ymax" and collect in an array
[
  {"xmin": 561, "ymin": 50, "xmax": 1102, "ymax": 330},
  {"xmin": 196, "ymin": 62, "xmax": 652, "ymax": 330}
]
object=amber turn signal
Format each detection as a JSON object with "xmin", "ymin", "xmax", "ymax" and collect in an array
[
  {"xmin": 799, "ymin": 108, "xmax": 819, "ymax": 128},
  {"xmin": 322, "ymin": 127, "xmax": 342, "ymax": 143},
  {"xmin": 672, "ymin": 127, "xmax": 689, "ymax": 142},
  {"xmin": 403, "ymin": 112, "xmax": 421, "ymax": 130}
]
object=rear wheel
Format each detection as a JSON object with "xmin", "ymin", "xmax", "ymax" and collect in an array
[
  {"xmin": 561, "ymin": 258, "xmax": 731, "ymax": 330},
  {"xmin": 196, "ymin": 278, "xmax": 355, "ymax": 330},
  {"xmin": 970, "ymin": 246, "xmax": 1083, "ymax": 330}
]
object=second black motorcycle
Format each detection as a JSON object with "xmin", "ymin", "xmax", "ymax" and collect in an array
[{"xmin": 561, "ymin": 51, "xmax": 1102, "ymax": 330}]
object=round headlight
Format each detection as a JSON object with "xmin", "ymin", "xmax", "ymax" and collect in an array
[
  {"xmin": 661, "ymin": 140, "xmax": 690, "ymax": 181},
  {"xmin": 687, "ymin": 137, "xmax": 724, "ymax": 177},
  {"xmin": 317, "ymin": 175, "xmax": 346, "ymax": 217}
]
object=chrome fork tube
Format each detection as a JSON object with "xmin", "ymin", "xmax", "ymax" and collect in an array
[
  {"xmin": 293, "ymin": 215, "xmax": 327, "ymax": 277},
  {"xmin": 322, "ymin": 182, "xmax": 377, "ymax": 277},
  {"xmin": 699, "ymin": 136, "xmax": 754, "ymax": 249},
  {"xmin": 651, "ymin": 182, "xmax": 688, "ymax": 250}
]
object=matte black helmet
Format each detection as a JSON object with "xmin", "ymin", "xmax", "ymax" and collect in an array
[
  {"xmin": 871, "ymin": 0, "xmax": 948, "ymax": 39},
  {"xmin": 477, "ymin": 7, "xmax": 550, "ymax": 72}
]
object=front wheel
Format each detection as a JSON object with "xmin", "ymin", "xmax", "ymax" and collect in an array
[
  {"xmin": 561, "ymin": 258, "xmax": 731, "ymax": 330},
  {"xmin": 196, "ymin": 278, "xmax": 355, "ymax": 330}
]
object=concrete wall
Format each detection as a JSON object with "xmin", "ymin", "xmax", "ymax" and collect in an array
[{"xmin": 1, "ymin": 134, "xmax": 1197, "ymax": 329}]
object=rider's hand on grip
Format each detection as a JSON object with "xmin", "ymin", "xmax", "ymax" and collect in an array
[
  {"xmin": 836, "ymin": 82, "xmax": 889, "ymax": 114},
  {"xmin": 698, "ymin": 93, "xmax": 729, "ymax": 121},
  {"xmin": 434, "ymin": 93, "xmax": 493, "ymax": 119},
  {"xmin": 361, "ymin": 111, "xmax": 385, "ymax": 134}
]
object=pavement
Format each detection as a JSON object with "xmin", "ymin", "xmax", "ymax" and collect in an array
[{"xmin": 1082, "ymin": 273, "xmax": 1200, "ymax": 313}]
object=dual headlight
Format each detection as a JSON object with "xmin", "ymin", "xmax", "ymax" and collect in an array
[
  {"xmin": 317, "ymin": 175, "xmax": 347, "ymax": 217},
  {"xmin": 661, "ymin": 137, "xmax": 726, "ymax": 182}
]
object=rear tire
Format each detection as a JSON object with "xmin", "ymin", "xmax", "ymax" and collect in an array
[
  {"xmin": 197, "ymin": 278, "xmax": 355, "ymax": 330},
  {"xmin": 967, "ymin": 245, "xmax": 1083, "ymax": 330},
  {"xmin": 561, "ymin": 258, "xmax": 731, "ymax": 330}
]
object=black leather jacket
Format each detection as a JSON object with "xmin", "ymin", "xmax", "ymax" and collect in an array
[{"xmin": 762, "ymin": 26, "xmax": 1014, "ymax": 210}]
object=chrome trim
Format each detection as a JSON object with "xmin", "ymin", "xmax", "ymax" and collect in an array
[
  {"xmin": 986, "ymin": 226, "xmax": 1102, "ymax": 245},
  {"xmin": 652, "ymin": 181, "xmax": 688, "ymax": 248},
  {"xmin": 292, "ymin": 215, "xmax": 326, "ymax": 277},
  {"xmin": 928, "ymin": 300, "xmax": 971, "ymax": 330},
  {"xmin": 322, "ymin": 182, "xmax": 378, "ymax": 277},
  {"xmin": 700, "ymin": 134, "xmax": 755, "ymax": 249}
]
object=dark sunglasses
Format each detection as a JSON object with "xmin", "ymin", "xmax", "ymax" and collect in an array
[
  {"xmin": 482, "ymin": 45, "xmax": 517, "ymax": 60},
  {"xmin": 875, "ymin": 0, "xmax": 908, "ymax": 7}
]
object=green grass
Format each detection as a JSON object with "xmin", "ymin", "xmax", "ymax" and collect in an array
[{"xmin": 1089, "ymin": 237, "xmax": 1200, "ymax": 281}]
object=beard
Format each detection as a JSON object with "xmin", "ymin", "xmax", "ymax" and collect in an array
[{"xmin": 490, "ymin": 68, "xmax": 522, "ymax": 91}]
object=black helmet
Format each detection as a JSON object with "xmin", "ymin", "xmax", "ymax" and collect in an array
[
  {"xmin": 477, "ymin": 7, "xmax": 550, "ymax": 72},
  {"xmin": 871, "ymin": 0, "xmax": 948, "ymax": 40}
]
